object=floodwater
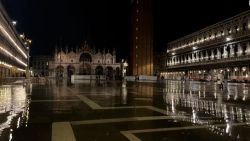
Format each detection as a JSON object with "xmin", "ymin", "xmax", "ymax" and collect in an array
[{"xmin": 0, "ymin": 79, "xmax": 250, "ymax": 141}]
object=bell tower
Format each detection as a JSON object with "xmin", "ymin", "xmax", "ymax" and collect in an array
[{"xmin": 130, "ymin": 0, "xmax": 153, "ymax": 76}]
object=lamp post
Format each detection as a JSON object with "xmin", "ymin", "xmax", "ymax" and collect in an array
[{"xmin": 121, "ymin": 59, "xmax": 128, "ymax": 80}]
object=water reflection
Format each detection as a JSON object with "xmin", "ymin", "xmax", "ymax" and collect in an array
[
  {"xmin": 121, "ymin": 81, "xmax": 127, "ymax": 104},
  {"xmin": 0, "ymin": 84, "xmax": 30, "ymax": 140},
  {"xmin": 163, "ymin": 80, "xmax": 250, "ymax": 139}
]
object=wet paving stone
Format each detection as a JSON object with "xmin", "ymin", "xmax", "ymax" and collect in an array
[{"xmin": 0, "ymin": 80, "xmax": 250, "ymax": 140}]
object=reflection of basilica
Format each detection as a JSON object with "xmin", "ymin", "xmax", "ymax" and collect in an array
[{"xmin": 49, "ymin": 41, "xmax": 121, "ymax": 79}]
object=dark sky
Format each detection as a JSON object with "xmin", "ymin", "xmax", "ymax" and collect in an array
[
  {"xmin": 1, "ymin": 0, "xmax": 250, "ymax": 60},
  {"xmin": 154, "ymin": 0, "xmax": 250, "ymax": 52}
]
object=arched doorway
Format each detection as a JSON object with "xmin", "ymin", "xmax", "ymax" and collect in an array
[
  {"xmin": 56, "ymin": 66, "xmax": 64, "ymax": 78},
  {"xmin": 79, "ymin": 53, "xmax": 92, "ymax": 62},
  {"xmin": 67, "ymin": 65, "xmax": 75, "ymax": 78},
  {"xmin": 79, "ymin": 63, "xmax": 91, "ymax": 75},
  {"xmin": 106, "ymin": 66, "xmax": 114, "ymax": 80},
  {"xmin": 95, "ymin": 66, "xmax": 104, "ymax": 75}
]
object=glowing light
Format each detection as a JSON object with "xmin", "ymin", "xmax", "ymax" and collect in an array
[
  {"xmin": 242, "ymin": 67, "xmax": 246, "ymax": 72},
  {"xmin": 19, "ymin": 34, "xmax": 25, "ymax": 39},
  {"xmin": 192, "ymin": 46, "xmax": 197, "ymax": 50},
  {"xmin": 226, "ymin": 37, "xmax": 232, "ymax": 41},
  {"xmin": 12, "ymin": 21, "xmax": 17, "ymax": 26},
  {"xmin": 172, "ymin": 52, "xmax": 176, "ymax": 55},
  {"xmin": 0, "ymin": 25, "xmax": 27, "ymax": 58},
  {"xmin": 0, "ymin": 46, "xmax": 27, "ymax": 67},
  {"xmin": 17, "ymin": 68, "xmax": 25, "ymax": 72}
]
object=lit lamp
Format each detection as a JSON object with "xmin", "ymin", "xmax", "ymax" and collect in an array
[
  {"xmin": 226, "ymin": 37, "xmax": 232, "ymax": 42},
  {"xmin": 12, "ymin": 21, "xmax": 17, "ymax": 26},
  {"xmin": 20, "ymin": 34, "xmax": 25, "ymax": 39}
]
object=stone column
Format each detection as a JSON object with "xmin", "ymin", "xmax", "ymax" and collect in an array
[
  {"xmin": 192, "ymin": 53, "xmax": 195, "ymax": 62},
  {"xmin": 196, "ymin": 52, "xmax": 199, "ymax": 62},
  {"xmin": 188, "ymin": 54, "xmax": 192, "ymax": 63},
  {"xmin": 200, "ymin": 51, "xmax": 203, "ymax": 61},
  {"xmin": 205, "ymin": 50, "xmax": 209, "ymax": 60},
  {"xmin": 223, "ymin": 46, "xmax": 228, "ymax": 58},
  {"xmin": 211, "ymin": 49, "xmax": 214, "ymax": 60},
  {"xmin": 230, "ymin": 44, "xmax": 235, "ymax": 57},
  {"xmin": 217, "ymin": 48, "xmax": 221, "ymax": 59},
  {"xmin": 246, "ymin": 41, "xmax": 250, "ymax": 55},
  {"xmin": 237, "ymin": 43, "xmax": 243, "ymax": 56}
]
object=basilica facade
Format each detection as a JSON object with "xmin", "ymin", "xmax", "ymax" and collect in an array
[{"xmin": 49, "ymin": 42, "xmax": 121, "ymax": 79}]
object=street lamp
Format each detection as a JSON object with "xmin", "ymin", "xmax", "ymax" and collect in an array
[
  {"xmin": 12, "ymin": 21, "xmax": 17, "ymax": 26},
  {"xmin": 121, "ymin": 59, "xmax": 128, "ymax": 80}
]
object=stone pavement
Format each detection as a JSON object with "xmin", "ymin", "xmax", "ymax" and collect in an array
[{"xmin": 0, "ymin": 80, "xmax": 250, "ymax": 141}]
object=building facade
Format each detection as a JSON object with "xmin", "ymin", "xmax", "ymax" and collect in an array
[
  {"xmin": 130, "ymin": 0, "xmax": 153, "ymax": 76},
  {"xmin": 0, "ymin": 3, "xmax": 29, "ymax": 78},
  {"xmin": 31, "ymin": 56, "xmax": 53, "ymax": 77},
  {"xmin": 49, "ymin": 42, "xmax": 121, "ymax": 79},
  {"xmin": 162, "ymin": 10, "xmax": 250, "ymax": 82}
]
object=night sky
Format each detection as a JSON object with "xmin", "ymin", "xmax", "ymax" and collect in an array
[{"xmin": 1, "ymin": 0, "xmax": 250, "ymax": 60}]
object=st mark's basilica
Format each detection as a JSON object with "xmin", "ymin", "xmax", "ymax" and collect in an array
[{"xmin": 48, "ymin": 41, "xmax": 121, "ymax": 79}]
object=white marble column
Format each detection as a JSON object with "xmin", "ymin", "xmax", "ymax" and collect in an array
[
  {"xmin": 217, "ymin": 48, "xmax": 221, "ymax": 59},
  {"xmin": 205, "ymin": 50, "xmax": 209, "ymax": 60},
  {"xmin": 230, "ymin": 44, "xmax": 235, "ymax": 57},
  {"xmin": 223, "ymin": 46, "xmax": 228, "ymax": 58},
  {"xmin": 211, "ymin": 49, "xmax": 214, "ymax": 60},
  {"xmin": 196, "ymin": 52, "xmax": 199, "ymax": 62},
  {"xmin": 246, "ymin": 41, "xmax": 250, "ymax": 55},
  {"xmin": 200, "ymin": 51, "xmax": 203, "ymax": 61},
  {"xmin": 192, "ymin": 53, "xmax": 195, "ymax": 62},
  {"xmin": 237, "ymin": 43, "xmax": 243, "ymax": 56},
  {"xmin": 188, "ymin": 54, "xmax": 191, "ymax": 63}
]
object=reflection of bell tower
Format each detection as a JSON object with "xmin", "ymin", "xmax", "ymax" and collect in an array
[{"xmin": 130, "ymin": 0, "xmax": 153, "ymax": 76}]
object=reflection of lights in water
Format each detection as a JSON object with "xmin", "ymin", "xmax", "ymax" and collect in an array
[
  {"xmin": 17, "ymin": 117, "xmax": 20, "ymax": 128},
  {"xmin": 171, "ymin": 95, "xmax": 175, "ymax": 113},
  {"xmin": 121, "ymin": 88, "xmax": 127, "ymax": 105},
  {"xmin": 163, "ymin": 80, "xmax": 250, "ymax": 137},
  {"xmin": 0, "ymin": 85, "xmax": 30, "ymax": 137},
  {"xmin": 226, "ymin": 123, "xmax": 231, "ymax": 134},
  {"xmin": 192, "ymin": 109, "xmax": 197, "ymax": 123},
  {"xmin": 9, "ymin": 132, "xmax": 12, "ymax": 141}
]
